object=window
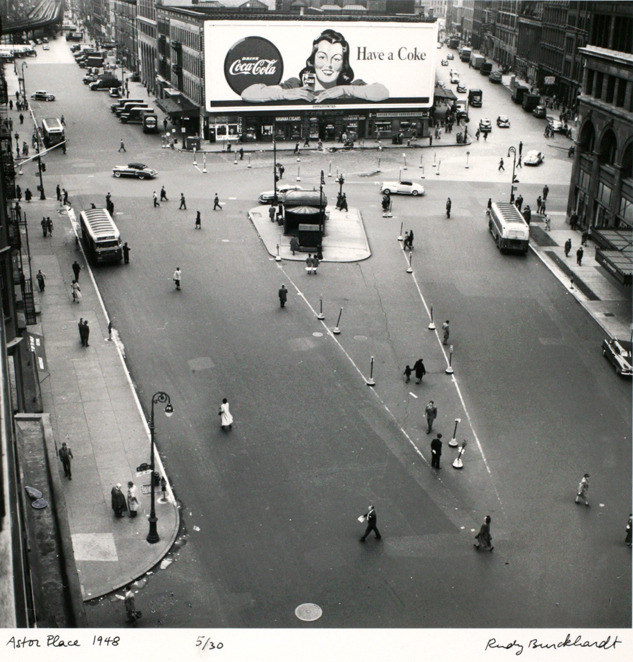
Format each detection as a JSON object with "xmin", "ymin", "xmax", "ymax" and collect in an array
[
  {"xmin": 618, "ymin": 198, "xmax": 633, "ymax": 228},
  {"xmin": 597, "ymin": 181, "xmax": 612, "ymax": 207},
  {"xmin": 606, "ymin": 76, "xmax": 615, "ymax": 104}
]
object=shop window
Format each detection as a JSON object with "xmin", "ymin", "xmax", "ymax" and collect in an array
[
  {"xmin": 618, "ymin": 198, "xmax": 633, "ymax": 228},
  {"xmin": 597, "ymin": 181, "xmax": 612, "ymax": 207},
  {"xmin": 593, "ymin": 202, "xmax": 610, "ymax": 229}
]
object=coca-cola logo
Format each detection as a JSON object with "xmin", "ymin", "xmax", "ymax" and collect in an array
[{"xmin": 224, "ymin": 37, "xmax": 283, "ymax": 95}]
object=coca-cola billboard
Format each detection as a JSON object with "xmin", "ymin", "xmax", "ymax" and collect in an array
[
  {"xmin": 205, "ymin": 20, "xmax": 438, "ymax": 113},
  {"xmin": 224, "ymin": 37, "xmax": 283, "ymax": 95}
]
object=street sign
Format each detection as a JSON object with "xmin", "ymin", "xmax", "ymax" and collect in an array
[{"xmin": 544, "ymin": 76, "xmax": 555, "ymax": 85}]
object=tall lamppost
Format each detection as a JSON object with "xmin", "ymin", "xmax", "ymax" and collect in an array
[
  {"xmin": 507, "ymin": 146, "xmax": 519, "ymax": 203},
  {"xmin": 338, "ymin": 173, "xmax": 345, "ymax": 197},
  {"xmin": 19, "ymin": 61, "xmax": 27, "ymax": 101},
  {"xmin": 319, "ymin": 169, "xmax": 325, "ymax": 232},
  {"xmin": 147, "ymin": 391, "xmax": 173, "ymax": 544},
  {"xmin": 272, "ymin": 121, "xmax": 278, "ymax": 204}
]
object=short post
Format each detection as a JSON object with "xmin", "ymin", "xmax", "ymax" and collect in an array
[
  {"xmin": 332, "ymin": 307, "xmax": 343, "ymax": 335},
  {"xmin": 233, "ymin": 151, "xmax": 238, "ymax": 165},
  {"xmin": 398, "ymin": 222, "xmax": 403, "ymax": 242},
  {"xmin": 296, "ymin": 153, "xmax": 301, "ymax": 163},
  {"xmin": 432, "ymin": 152, "xmax": 437, "ymax": 167},
  {"xmin": 275, "ymin": 243, "xmax": 281, "ymax": 262},
  {"xmin": 403, "ymin": 153, "xmax": 407, "ymax": 170},
  {"xmin": 428, "ymin": 305, "xmax": 436, "ymax": 330},
  {"xmin": 247, "ymin": 154, "xmax": 251, "ymax": 169},
  {"xmin": 406, "ymin": 251, "xmax": 413, "ymax": 274},
  {"xmin": 452, "ymin": 440, "xmax": 467, "ymax": 469},
  {"xmin": 202, "ymin": 154, "xmax": 207, "ymax": 174},
  {"xmin": 192, "ymin": 147, "xmax": 197, "ymax": 166},
  {"xmin": 419, "ymin": 154, "xmax": 424, "ymax": 168},
  {"xmin": 445, "ymin": 344, "xmax": 454, "ymax": 374},
  {"xmin": 377, "ymin": 157, "xmax": 381, "ymax": 172},
  {"xmin": 399, "ymin": 168, "xmax": 402, "ymax": 181},
  {"xmin": 449, "ymin": 418, "xmax": 461, "ymax": 448},
  {"xmin": 436, "ymin": 159, "xmax": 441, "ymax": 176},
  {"xmin": 328, "ymin": 161, "xmax": 332, "ymax": 177},
  {"xmin": 317, "ymin": 297, "xmax": 325, "ymax": 320},
  {"xmin": 466, "ymin": 151, "xmax": 470, "ymax": 169},
  {"xmin": 296, "ymin": 166, "xmax": 301, "ymax": 182},
  {"xmin": 366, "ymin": 356, "xmax": 376, "ymax": 387}
]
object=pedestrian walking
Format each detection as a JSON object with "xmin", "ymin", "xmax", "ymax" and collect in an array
[
  {"xmin": 278, "ymin": 163, "xmax": 285, "ymax": 180},
  {"xmin": 626, "ymin": 515, "xmax": 632, "ymax": 548},
  {"xmin": 127, "ymin": 481, "xmax": 140, "ymax": 518},
  {"xmin": 160, "ymin": 186, "xmax": 168, "ymax": 202},
  {"xmin": 179, "ymin": 193, "xmax": 187, "ymax": 210},
  {"xmin": 14, "ymin": 202, "xmax": 21, "ymax": 222},
  {"xmin": 518, "ymin": 141, "xmax": 523, "ymax": 156},
  {"xmin": 536, "ymin": 195, "xmax": 542, "ymax": 214},
  {"xmin": 71, "ymin": 280, "xmax": 81, "ymax": 303},
  {"xmin": 72, "ymin": 260, "xmax": 81, "ymax": 281},
  {"xmin": 339, "ymin": 193, "xmax": 348, "ymax": 212},
  {"xmin": 542, "ymin": 184, "xmax": 549, "ymax": 201},
  {"xmin": 82, "ymin": 320, "xmax": 90, "ymax": 347},
  {"xmin": 575, "ymin": 473, "xmax": 590, "ymax": 506},
  {"xmin": 60, "ymin": 115, "xmax": 65, "ymax": 126},
  {"xmin": 403, "ymin": 230, "xmax": 413, "ymax": 250},
  {"xmin": 425, "ymin": 400, "xmax": 437, "ymax": 434},
  {"xmin": 576, "ymin": 246, "xmax": 584, "ymax": 266},
  {"xmin": 541, "ymin": 200, "xmax": 546, "ymax": 215},
  {"xmin": 403, "ymin": 364, "xmax": 412, "ymax": 383},
  {"xmin": 111, "ymin": 484, "xmax": 128, "ymax": 517},
  {"xmin": 118, "ymin": 138, "xmax": 126, "ymax": 152},
  {"xmin": 122, "ymin": 586, "xmax": 142, "ymax": 625},
  {"xmin": 195, "ymin": 211, "xmax": 201, "ymax": 229},
  {"xmin": 475, "ymin": 128, "xmax": 480, "ymax": 141},
  {"xmin": 294, "ymin": 142, "xmax": 299, "ymax": 154},
  {"xmin": 213, "ymin": 193, "xmax": 222, "ymax": 210},
  {"xmin": 446, "ymin": 197, "xmax": 451, "ymax": 218},
  {"xmin": 359, "ymin": 504, "xmax": 381, "ymax": 542},
  {"xmin": 523, "ymin": 205, "xmax": 532, "ymax": 224},
  {"xmin": 173, "ymin": 267, "xmax": 182, "ymax": 290},
  {"xmin": 544, "ymin": 215, "xmax": 551, "ymax": 231},
  {"xmin": 442, "ymin": 320, "xmax": 450, "ymax": 345},
  {"xmin": 564, "ymin": 238, "xmax": 572, "ymax": 257},
  {"xmin": 24, "ymin": 188, "xmax": 32, "ymax": 202},
  {"xmin": 570, "ymin": 212, "xmax": 579, "ymax": 230},
  {"xmin": 278, "ymin": 284, "xmax": 288, "ymax": 308},
  {"xmin": 41, "ymin": 217, "xmax": 48, "ymax": 237},
  {"xmin": 474, "ymin": 515, "xmax": 493, "ymax": 551},
  {"xmin": 36, "ymin": 269, "xmax": 46, "ymax": 292},
  {"xmin": 58, "ymin": 442, "xmax": 74, "ymax": 479},
  {"xmin": 16, "ymin": 184, "xmax": 22, "ymax": 201},
  {"xmin": 78, "ymin": 317, "xmax": 84, "ymax": 344},
  {"xmin": 483, "ymin": 130, "xmax": 488, "ymax": 141},
  {"xmin": 431, "ymin": 433, "xmax": 443, "ymax": 469},
  {"xmin": 62, "ymin": 188, "xmax": 69, "ymax": 205},
  {"xmin": 239, "ymin": 147, "xmax": 244, "ymax": 160},
  {"xmin": 153, "ymin": 191, "xmax": 160, "ymax": 207},
  {"xmin": 498, "ymin": 157, "xmax": 505, "ymax": 171},
  {"xmin": 515, "ymin": 194, "xmax": 523, "ymax": 212},
  {"xmin": 289, "ymin": 236, "xmax": 299, "ymax": 255},
  {"xmin": 487, "ymin": 198, "xmax": 492, "ymax": 212},
  {"xmin": 517, "ymin": 154, "xmax": 522, "ymax": 168},
  {"xmin": 122, "ymin": 242, "xmax": 130, "ymax": 264},
  {"xmin": 19, "ymin": 113, "xmax": 24, "ymax": 125},
  {"xmin": 306, "ymin": 254, "xmax": 315, "ymax": 275},
  {"xmin": 219, "ymin": 398, "xmax": 233, "ymax": 430},
  {"xmin": 413, "ymin": 358, "xmax": 426, "ymax": 384},
  {"xmin": 163, "ymin": 117, "xmax": 168, "ymax": 132},
  {"xmin": 46, "ymin": 217, "xmax": 53, "ymax": 237}
]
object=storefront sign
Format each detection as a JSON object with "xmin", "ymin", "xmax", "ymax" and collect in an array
[
  {"xmin": 204, "ymin": 20, "xmax": 437, "ymax": 113},
  {"xmin": 544, "ymin": 76, "xmax": 556, "ymax": 85}
]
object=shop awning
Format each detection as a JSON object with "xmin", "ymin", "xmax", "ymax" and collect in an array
[
  {"xmin": 155, "ymin": 96, "xmax": 199, "ymax": 118},
  {"xmin": 434, "ymin": 86, "xmax": 457, "ymax": 101}
]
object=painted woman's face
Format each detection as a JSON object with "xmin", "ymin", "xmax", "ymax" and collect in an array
[{"xmin": 314, "ymin": 41, "xmax": 344, "ymax": 87}]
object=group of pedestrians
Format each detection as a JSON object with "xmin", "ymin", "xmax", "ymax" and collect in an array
[
  {"xmin": 77, "ymin": 318, "xmax": 90, "ymax": 347},
  {"xmin": 40, "ymin": 216, "xmax": 54, "ymax": 237},
  {"xmin": 153, "ymin": 188, "xmax": 222, "ymax": 213},
  {"xmin": 110, "ymin": 481, "xmax": 140, "ymax": 518}
]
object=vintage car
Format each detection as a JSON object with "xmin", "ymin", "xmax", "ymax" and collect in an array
[
  {"xmin": 489, "ymin": 71, "xmax": 503, "ymax": 83},
  {"xmin": 380, "ymin": 181, "xmax": 425, "ymax": 196},
  {"xmin": 601, "ymin": 338, "xmax": 633, "ymax": 377},
  {"xmin": 456, "ymin": 83, "xmax": 467, "ymax": 94},
  {"xmin": 497, "ymin": 115, "xmax": 511, "ymax": 128},
  {"xmin": 479, "ymin": 118, "xmax": 493, "ymax": 133},
  {"xmin": 112, "ymin": 163, "xmax": 158, "ymax": 180},
  {"xmin": 532, "ymin": 105, "xmax": 547, "ymax": 119},
  {"xmin": 258, "ymin": 184, "xmax": 305, "ymax": 204},
  {"xmin": 524, "ymin": 150, "xmax": 545, "ymax": 166},
  {"xmin": 30, "ymin": 90, "xmax": 55, "ymax": 101},
  {"xmin": 441, "ymin": 59, "xmax": 449, "ymax": 66}
]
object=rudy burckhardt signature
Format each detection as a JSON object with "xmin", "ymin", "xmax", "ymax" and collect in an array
[{"xmin": 485, "ymin": 633, "xmax": 623, "ymax": 656}]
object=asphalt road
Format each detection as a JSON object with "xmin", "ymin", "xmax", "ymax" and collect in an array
[{"xmin": 24, "ymin": 37, "xmax": 632, "ymax": 630}]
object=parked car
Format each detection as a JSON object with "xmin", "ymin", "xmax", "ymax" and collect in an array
[
  {"xmin": 381, "ymin": 180, "xmax": 425, "ymax": 196},
  {"xmin": 82, "ymin": 73, "xmax": 98, "ymax": 84},
  {"xmin": 532, "ymin": 105, "xmax": 547, "ymax": 119},
  {"xmin": 128, "ymin": 72, "xmax": 141, "ymax": 82},
  {"xmin": 258, "ymin": 184, "xmax": 304, "ymax": 204},
  {"xmin": 496, "ymin": 115, "xmax": 511, "ymax": 128},
  {"xmin": 441, "ymin": 59, "xmax": 448, "ymax": 66},
  {"xmin": 112, "ymin": 163, "xmax": 158, "ymax": 180},
  {"xmin": 546, "ymin": 116, "xmax": 565, "ymax": 133},
  {"xmin": 447, "ymin": 53, "xmax": 454, "ymax": 60},
  {"xmin": 450, "ymin": 72, "xmax": 460, "ymax": 84},
  {"xmin": 30, "ymin": 90, "xmax": 55, "ymax": 101},
  {"xmin": 489, "ymin": 71, "xmax": 503, "ymax": 83},
  {"xmin": 479, "ymin": 118, "xmax": 492, "ymax": 133},
  {"xmin": 524, "ymin": 150, "xmax": 545, "ymax": 166},
  {"xmin": 109, "ymin": 87, "xmax": 122, "ymax": 98},
  {"xmin": 42, "ymin": 44, "xmax": 50, "ymax": 51},
  {"xmin": 601, "ymin": 338, "xmax": 633, "ymax": 376},
  {"xmin": 456, "ymin": 83, "xmax": 467, "ymax": 94}
]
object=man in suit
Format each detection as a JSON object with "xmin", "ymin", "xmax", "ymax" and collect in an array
[
  {"xmin": 360, "ymin": 505, "xmax": 381, "ymax": 542},
  {"xmin": 59, "ymin": 442, "xmax": 74, "ymax": 479},
  {"xmin": 431, "ymin": 433, "xmax": 443, "ymax": 469}
]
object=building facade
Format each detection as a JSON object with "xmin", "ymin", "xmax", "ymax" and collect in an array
[{"xmin": 113, "ymin": 0, "xmax": 139, "ymax": 72}]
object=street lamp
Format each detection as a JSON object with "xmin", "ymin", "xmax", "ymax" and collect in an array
[
  {"xmin": 507, "ymin": 146, "xmax": 519, "ymax": 203},
  {"xmin": 319, "ymin": 169, "xmax": 325, "ymax": 232},
  {"xmin": 19, "ymin": 61, "xmax": 27, "ymax": 101},
  {"xmin": 338, "ymin": 173, "xmax": 345, "ymax": 197},
  {"xmin": 272, "ymin": 121, "xmax": 278, "ymax": 204},
  {"xmin": 147, "ymin": 391, "xmax": 173, "ymax": 544}
]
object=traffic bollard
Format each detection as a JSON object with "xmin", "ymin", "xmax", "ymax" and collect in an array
[
  {"xmin": 449, "ymin": 418, "xmax": 461, "ymax": 448},
  {"xmin": 328, "ymin": 161, "xmax": 332, "ymax": 177},
  {"xmin": 403, "ymin": 153, "xmax": 407, "ymax": 170},
  {"xmin": 445, "ymin": 344, "xmax": 454, "ymax": 374},
  {"xmin": 436, "ymin": 159, "xmax": 441, "ymax": 176},
  {"xmin": 366, "ymin": 356, "xmax": 376, "ymax": 387},
  {"xmin": 452, "ymin": 441, "xmax": 467, "ymax": 469},
  {"xmin": 406, "ymin": 251, "xmax": 413, "ymax": 274},
  {"xmin": 332, "ymin": 307, "xmax": 343, "ymax": 335},
  {"xmin": 193, "ymin": 147, "xmax": 197, "ymax": 166},
  {"xmin": 398, "ymin": 222, "xmax": 403, "ymax": 242},
  {"xmin": 317, "ymin": 297, "xmax": 325, "ymax": 320},
  {"xmin": 275, "ymin": 243, "xmax": 281, "ymax": 262},
  {"xmin": 428, "ymin": 304, "xmax": 436, "ymax": 330},
  {"xmin": 202, "ymin": 154, "xmax": 207, "ymax": 173},
  {"xmin": 432, "ymin": 152, "xmax": 437, "ymax": 167},
  {"xmin": 466, "ymin": 151, "xmax": 470, "ymax": 169},
  {"xmin": 247, "ymin": 155, "xmax": 251, "ymax": 169},
  {"xmin": 296, "ymin": 166, "xmax": 301, "ymax": 182}
]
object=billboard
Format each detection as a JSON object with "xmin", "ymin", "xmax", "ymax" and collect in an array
[{"xmin": 203, "ymin": 20, "xmax": 438, "ymax": 113}]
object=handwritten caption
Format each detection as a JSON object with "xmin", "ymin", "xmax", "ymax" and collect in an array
[
  {"xmin": 485, "ymin": 634, "xmax": 622, "ymax": 656},
  {"xmin": 7, "ymin": 635, "xmax": 225, "ymax": 652}
]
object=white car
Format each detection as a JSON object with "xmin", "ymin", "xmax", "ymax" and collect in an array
[
  {"xmin": 258, "ymin": 184, "xmax": 304, "ymax": 204},
  {"xmin": 524, "ymin": 150, "xmax": 545, "ymax": 166},
  {"xmin": 497, "ymin": 115, "xmax": 511, "ymax": 128},
  {"xmin": 381, "ymin": 181, "xmax": 425, "ymax": 196},
  {"xmin": 112, "ymin": 163, "xmax": 158, "ymax": 179},
  {"xmin": 450, "ymin": 72, "xmax": 460, "ymax": 84}
]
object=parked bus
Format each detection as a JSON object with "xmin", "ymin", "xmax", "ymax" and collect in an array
[
  {"xmin": 488, "ymin": 202, "xmax": 530, "ymax": 254},
  {"xmin": 79, "ymin": 208, "xmax": 123, "ymax": 264},
  {"xmin": 40, "ymin": 118, "xmax": 65, "ymax": 148}
]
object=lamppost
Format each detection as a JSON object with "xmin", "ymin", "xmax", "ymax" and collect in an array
[
  {"xmin": 319, "ymin": 169, "xmax": 325, "ymax": 231},
  {"xmin": 19, "ymin": 61, "xmax": 27, "ymax": 101},
  {"xmin": 147, "ymin": 391, "xmax": 173, "ymax": 544},
  {"xmin": 338, "ymin": 173, "xmax": 345, "ymax": 197},
  {"xmin": 507, "ymin": 146, "xmax": 519, "ymax": 203},
  {"xmin": 272, "ymin": 121, "xmax": 278, "ymax": 204},
  {"xmin": 20, "ymin": 62, "xmax": 46, "ymax": 200}
]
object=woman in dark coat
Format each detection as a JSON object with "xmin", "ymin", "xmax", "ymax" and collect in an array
[
  {"xmin": 111, "ymin": 483, "xmax": 128, "ymax": 517},
  {"xmin": 474, "ymin": 515, "xmax": 493, "ymax": 552},
  {"xmin": 413, "ymin": 357, "xmax": 426, "ymax": 384}
]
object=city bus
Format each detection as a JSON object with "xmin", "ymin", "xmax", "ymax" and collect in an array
[
  {"xmin": 488, "ymin": 202, "xmax": 530, "ymax": 254},
  {"xmin": 79, "ymin": 208, "xmax": 123, "ymax": 264},
  {"xmin": 40, "ymin": 118, "xmax": 65, "ymax": 148}
]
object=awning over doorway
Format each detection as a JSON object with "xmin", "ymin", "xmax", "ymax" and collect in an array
[{"xmin": 155, "ymin": 96, "xmax": 199, "ymax": 118}]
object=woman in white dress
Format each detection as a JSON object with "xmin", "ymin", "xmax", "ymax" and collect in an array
[{"xmin": 219, "ymin": 398, "xmax": 233, "ymax": 431}]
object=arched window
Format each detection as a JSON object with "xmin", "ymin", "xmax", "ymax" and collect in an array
[
  {"xmin": 598, "ymin": 128, "xmax": 617, "ymax": 165},
  {"xmin": 622, "ymin": 142, "xmax": 632, "ymax": 181},
  {"xmin": 578, "ymin": 120, "xmax": 595, "ymax": 154}
]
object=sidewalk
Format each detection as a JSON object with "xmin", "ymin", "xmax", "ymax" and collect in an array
[{"xmin": 21, "ymin": 198, "xmax": 180, "ymax": 601}]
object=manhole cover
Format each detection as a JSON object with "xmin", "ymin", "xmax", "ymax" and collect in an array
[
  {"xmin": 295, "ymin": 603, "xmax": 322, "ymax": 622},
  {"xmin": 312, "ymin": 332, "xmax": 323, "ymax": 337}
]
